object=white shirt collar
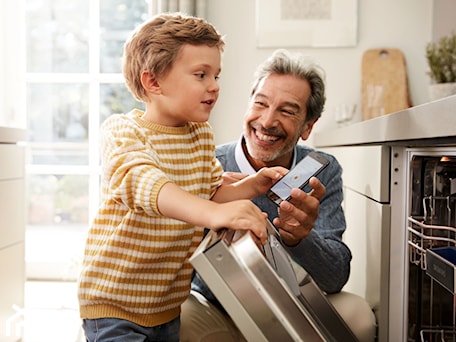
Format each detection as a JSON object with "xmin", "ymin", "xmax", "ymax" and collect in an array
[{"xmin": 234, "ymin": 135, "xmax": 297, "ymax": 175}]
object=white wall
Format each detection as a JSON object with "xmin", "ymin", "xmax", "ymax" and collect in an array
[
  {"xmin": 206, "ymin": 0, "xmax": 435, "ymax": 146},
  {"xmin": 433, "ymin": 0, "xmax": 456, "ymax": 40},
  {"xmin": 3, "ymin": 0, "xmax": 452, "ymax": 141},
  {"xmin": 0, "ymin": 1, "xmax": 25, "ymax": 129}
]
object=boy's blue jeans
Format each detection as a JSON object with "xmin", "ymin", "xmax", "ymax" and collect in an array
[{"xmin": 82, "ymin": 316, "xmax": 180, "ymax": 342}]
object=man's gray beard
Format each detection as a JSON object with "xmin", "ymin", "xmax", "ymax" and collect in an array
[{"xmin": 245, "ymin": 138, "xmax": 294, "ymax": 163}]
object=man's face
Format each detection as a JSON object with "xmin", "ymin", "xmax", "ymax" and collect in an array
[{"xmin": 243, "ymin": 73, "xmax": 315, "ymax": 169}]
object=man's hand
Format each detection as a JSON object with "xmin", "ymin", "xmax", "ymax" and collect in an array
[{"xmin": 272, "ymin": 177, "xmax": 326, "ymax": 246}]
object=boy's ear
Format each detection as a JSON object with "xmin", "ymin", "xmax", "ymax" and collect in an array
[{"xmin": 141, "ymin": 71, "xmax": 161, "ymax": 94}]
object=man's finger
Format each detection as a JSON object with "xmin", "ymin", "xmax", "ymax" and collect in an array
[{"xmin": 308, "ymin": 177, "xmax": 326, "ymax": 200}]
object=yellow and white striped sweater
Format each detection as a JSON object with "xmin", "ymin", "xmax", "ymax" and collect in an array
[{"xmin": 78, "ymin": 109, "xmax": 223, "ymax": 327}]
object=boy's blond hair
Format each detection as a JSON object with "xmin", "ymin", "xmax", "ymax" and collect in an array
[{"xmin": 123, "ymin": 12, "xmax": 225, "ymax": 102}]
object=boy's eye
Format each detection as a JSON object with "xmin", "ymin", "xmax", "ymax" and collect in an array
[{"xmin": 196, "ymin": 73, "xmax": 205, "ymax": 79}]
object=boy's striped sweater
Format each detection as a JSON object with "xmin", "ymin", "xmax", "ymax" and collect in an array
[{"xmin": 78, "ymin": 109, "xmax": 223, "ymax": 327}]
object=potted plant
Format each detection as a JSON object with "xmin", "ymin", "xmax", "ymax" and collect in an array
[{"xmin": 425, "ymin": 32, "xmax": 456, "ymax": 100}]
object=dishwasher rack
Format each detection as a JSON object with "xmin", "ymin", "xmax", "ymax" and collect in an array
[
  {"xmin": 407, "ymin": 212, "xmax": 456, "ymax": 342},
  {"xmin": 420, "ymin": 329, "xmax": 456, "ymax": 342},
  {"xmin": 408, "ymin": 216, "xmax": 456, "ymax": 272},
  {"xmin": 408, "ymin": 194, "xmax": 456, "ymax": 270}
]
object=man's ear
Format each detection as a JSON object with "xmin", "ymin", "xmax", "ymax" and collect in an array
[
  {"xmin": 300, "ymin": 118, "xmax": 318, "ymax": 141},
  {"xmin": 141, "ymin": 71, "xmax": 161, "ymax": 95}
]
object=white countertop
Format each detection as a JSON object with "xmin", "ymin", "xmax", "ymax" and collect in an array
[
  {"xmin": 314, "ymin": 95, "xmax": 456, "ymax": 148},
  {"xmin": 0, "ymin": 127, "xmax": 27, "ymax": 144}
]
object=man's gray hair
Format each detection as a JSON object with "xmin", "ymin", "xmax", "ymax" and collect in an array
[{"xmin": 250, "ymin": 49, "xmax": 326, "ymax": 122}]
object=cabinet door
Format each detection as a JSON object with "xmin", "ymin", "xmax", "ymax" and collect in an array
[
  {"xmin": 320, "ymin": 145, "xmax": 392, "ymax": 341},
  {"xmin": 0, "ymin": 179, "xmax": 25, "ymax": 248},
  {"xmin": 0, "ymin": 145, "xmax": 25, "ymax": 180},
  {"xmin": 0, "ymin": 144, "xmax": 25, "ymax": 341},
  {"xmin": 342, "ymin": 188, "xmax": 390, "ymax": 310},
  {"xmin": 0, "ymin": 242, "xmax": 25, "ymax": 341},
  {"xmin": 323, "ymin": 145, "xmax": 390, "ymax": 203}
]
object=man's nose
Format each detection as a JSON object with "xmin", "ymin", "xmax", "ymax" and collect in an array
[{"xmin": 260, "ymin": 108, "xmax": 279, "ymax": 128}]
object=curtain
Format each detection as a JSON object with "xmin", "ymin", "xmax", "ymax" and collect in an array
[{"xmin": 150, "ymin": 0, "xmax": 207, "ymax": 18}]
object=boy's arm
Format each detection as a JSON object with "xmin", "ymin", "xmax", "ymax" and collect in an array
[
  {"xmin": 156, "ymin": 182, "xmax": 268, "ymax": 243},
  {"xmin": 211, "ymin": 167, "xmax": 286, "ymax": 203}
]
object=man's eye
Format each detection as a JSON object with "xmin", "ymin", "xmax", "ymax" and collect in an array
[
  {"xmin": 254, "ymin": 101, "xmax": 267, "ymax": 107},
  {"xmin": 282, "ymin": 109, "xmax": 296, "ymax": 115}
]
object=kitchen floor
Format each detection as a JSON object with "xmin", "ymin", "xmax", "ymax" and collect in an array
[{"xmin": 24, "ymin": 281, "xmax": 84, "ymax": 342}]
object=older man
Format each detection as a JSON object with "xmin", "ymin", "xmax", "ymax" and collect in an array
[{"xmin": 181, "ymin": 49, "xmax": 376, "ymax": 342}]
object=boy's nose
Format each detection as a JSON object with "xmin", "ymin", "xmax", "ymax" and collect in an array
[{"xmin": 208, "ymin": 79, "xmax": 219, "ymax": 93}]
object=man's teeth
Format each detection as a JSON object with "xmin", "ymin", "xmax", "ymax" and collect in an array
[{"xmin": 256, "ymin": 131, "xmax": 278, "ymax": 142}]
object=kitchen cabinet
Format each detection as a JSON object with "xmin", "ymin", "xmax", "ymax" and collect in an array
[
  {"xmin": 321, "ymin": 145, "xmax": 391, "ymax": 341},
  {"xmin": 0, "ymin": 128, "xmax": 26, "ymax": 341}
]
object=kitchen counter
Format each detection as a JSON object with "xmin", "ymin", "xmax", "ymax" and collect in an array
[
  {"xmin": 314, "ymin": 94, "xmax": 456, "ymax": 148},
  {"xmin": 0, "ymin": 126, "xmax": 27, "ymax": 144}
]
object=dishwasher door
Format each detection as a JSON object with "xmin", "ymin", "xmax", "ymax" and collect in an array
[{"xmin": 190, "ymin": 225, "xmax": 358, "ymax": 342}]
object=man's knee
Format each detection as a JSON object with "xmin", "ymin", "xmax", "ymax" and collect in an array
[
  {"xmin": 180, "ymin": 291, "xmax": 245, "ymax": 342},
  {"xmin": 181, "ymin": 290, "xmax": 376, "ymax": 342},
  {"xmin": 327, "ymin": 291, "xmax": 377, "ymax": 342}
]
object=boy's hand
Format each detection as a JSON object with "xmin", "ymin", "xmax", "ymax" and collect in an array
[
  {"xmin": 222, "ymin": 171, "xmax": 249, "ymax": 184},
  {"xmin": 254, "ymin": 166, "xmax": 288, "ymax": 193},
  {"xmin": 209, "ymin": 200, "xmax": 268, "ymax": 244},
  {"xmin": 214, "ymin": 167, "xmax": 287, "ymax": 203}
]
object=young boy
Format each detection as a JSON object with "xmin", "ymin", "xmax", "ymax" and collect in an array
[{"xmin": 78, "ymin": 13, "xmax": 285, "ymax": 341}]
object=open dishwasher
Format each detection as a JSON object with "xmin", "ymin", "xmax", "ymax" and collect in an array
[{"xmin": 407, "ymin": 151, "xmax": 456, "ymax": 342}]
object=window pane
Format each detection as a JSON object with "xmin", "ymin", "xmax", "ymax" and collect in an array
[
  {"xmin": 27, "ymin": 83, "xmax": 89, "ymax": 142},
  {"xmin": 27, "ymin": 83, "xmax": 89, "ymax": 165},
  {"xmin": 100, "ymin": 83, "xmax": 144, "ymax": 124},
  {"xmin": 28, "ymin": 142, "xmax": 89, "ymax": 165},
  {"xmin": 26, "ymin": 0, "xmax": 90, "ymax": 73},
  {"xmin": 23, "ymin": 0, "xmax": 151, "ymax": 286},
  {"xmin": 100, "ymin": 0, "xmax": 149, "ymax": 73},
  {"xmin": 27, "ymin": 174, "xmax": 89, "ymax": 226},
  {"xmin": 26, "ymin": 174, "xmax": 89, "ymax": 280}
]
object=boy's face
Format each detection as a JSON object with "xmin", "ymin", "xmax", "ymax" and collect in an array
[{"xmin": 152, "ymin": 44, "xmax": 221, "ymax": 127}]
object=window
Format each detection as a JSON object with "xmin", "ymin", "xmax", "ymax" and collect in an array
[{"xmin": 25, "ymin": 0, "xmax": 148, "ymax": 280}]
